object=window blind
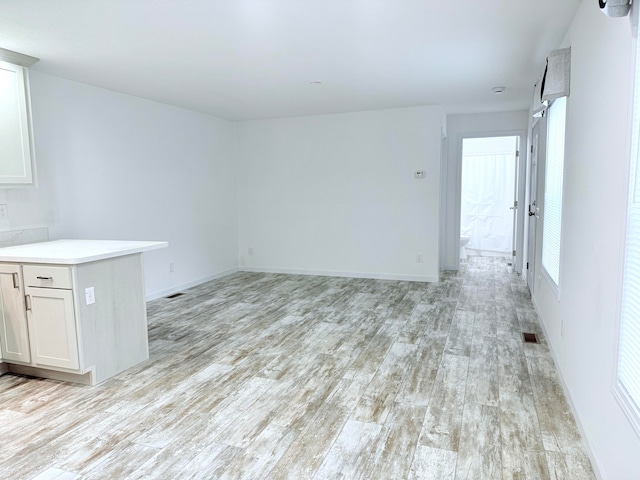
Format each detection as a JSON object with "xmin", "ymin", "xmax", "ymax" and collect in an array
[
  {"xmin": 542, "ymin": 96, "xmax": 567, "ymax": 287},
  {"xmin": 617, "ymin": 31, "xmax": 640, "ymax": 432}
]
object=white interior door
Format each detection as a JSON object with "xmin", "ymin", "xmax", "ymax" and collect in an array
[{"xmin": 527, "ymin": 121, "xmax": 542, "ymax": 293}]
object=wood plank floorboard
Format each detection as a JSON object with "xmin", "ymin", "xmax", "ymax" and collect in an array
[
  {"xmin": 0, "ymin": 257, "xmax": 595, "ymax": 479},
  {"xmin": 455, "ymin": 403, "xmax": 501, "ymax": 480}
]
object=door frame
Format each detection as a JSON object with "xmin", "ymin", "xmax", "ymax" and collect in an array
[
  {"xmin": 439, "ymin": 128, "xmax": 449, "ymax": 273},
  {"xmin": 454, "ymin": 130, "xmax": 528, "ymax": 273}
]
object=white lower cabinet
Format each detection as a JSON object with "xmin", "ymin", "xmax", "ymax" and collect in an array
[
  {"xmin": 0, "ymin": 254, "xmax": 150, "ymax": 385},
  {"xmin": 0, "ymin": 264, "xmax": 31, "ymax": 363},
  {"xmin": 0, "ymin": 263, "xmax": 79, "ymax": 371},
  {"xmin": 26, "ymin": 286, "xmax": 79, "ymax": 370}
]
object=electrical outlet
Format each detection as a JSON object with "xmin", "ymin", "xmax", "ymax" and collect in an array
[
  {"xmin": 248, "ymin": 248, "xmax": 254, "ymax": 256},
  {"xmin": 416, "ymin": 253, "xmax": 424, "ymax": 263},
  {"xmin": 169, "ymin": 262, "xmax": 175, "ymax": 273},
  {"xmin": 414, "ymin": 170, "xmax": 426, "ymax": 179},
  {"xmin": 85, "ymin": 287, "xmax": 95, "ymax": 305}
]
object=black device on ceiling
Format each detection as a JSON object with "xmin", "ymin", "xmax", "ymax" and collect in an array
[{"xmin": 599, "ymin": 0, "xmax": 632, "ymax": 17}]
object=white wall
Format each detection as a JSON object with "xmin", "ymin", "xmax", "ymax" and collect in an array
[
  {"xmin": 443, "ymin": 110, "xmax": 529, "ymax": 270},
  {"xmin": 0, "ymin": 74, "xmax": 56, "ymax": 230},
  {"xmin": 237, "ymin": 106, "xmax": 445, "ymax": 282},
  {"xmin": 0, "ymin": 172, "xmax": 54, "ymax": 233},
  {"xmin": 532, "ymin": 2, "xmax": 640, "ymax": 478},
  {"xmin": 11, "ymin": 72, "xmax": 239, "ymax": 299}
]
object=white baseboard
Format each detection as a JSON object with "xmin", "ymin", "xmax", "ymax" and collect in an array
[
  {"xmin": 146, "ymin": 268, "xmax": 240, "ymax": 301},
  {"xmin": 145, "ymin": 265, "xmax": 437, "ymax": 302},
  {"xmin": 531, "ymin": 297, "xmax": 606, "ymax": 480},
  {"xmin": 240, "ymin": 266, "xmax": 439, "ymax": 283}
]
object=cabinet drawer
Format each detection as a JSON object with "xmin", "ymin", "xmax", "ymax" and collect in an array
[{"xmin": 23, "ymin": 265, "xmax": 72, "ymax": 289}]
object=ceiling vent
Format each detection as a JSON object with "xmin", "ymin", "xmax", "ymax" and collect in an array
[{"xmin": 599, "ymin": 0, "xmax": 631, "ymax": 17}]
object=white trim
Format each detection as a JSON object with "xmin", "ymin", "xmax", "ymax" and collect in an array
[
  {"xmin": 541, "ymin": 264, "xmax": 560, "ymax": 300},
  {"xmin": 611, "ymin": 1, "xmax": 640, "ymax": 438},
  {"xmin": 454, "ymin": 130, "xmax": 528, "ymax": 273},
  {"xmin": 439, "ymin": 127, "xmax": 449, "ymax": 271},
  {"xmin": 240, "ymin": 266, "xmax": 438, "ymax": 283},
  {"xmin": 145, "ymin": 267, "xmax": 240, "ymax": 301},
  {"xmin": 531, "ymin": 296, "xmax": 606, "ymax": 480},
  {"xmin": 540, "ymin": 97, "xmax": 567, "ymax": 292},
  {"xmin": 612, "ymin": 104, "xmax": 635, "ymax": 424},
  {"xmin": 613, "ymin": 382, "xmax": 640, "ymax": 439}
]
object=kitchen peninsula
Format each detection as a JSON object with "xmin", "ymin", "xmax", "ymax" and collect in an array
[{"xmin": 0, "ymin": 239, "xmax": 167, "ymax": 385}]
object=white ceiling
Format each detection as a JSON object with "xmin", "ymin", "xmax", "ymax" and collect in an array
[{"xmin": 0, "ymin": 0, "xmax": 581, "ymax": 120}]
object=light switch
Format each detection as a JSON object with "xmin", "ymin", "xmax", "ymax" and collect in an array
[{"xmin": 85, "ymin": 287, "xmax": 95, "ymax": 305}]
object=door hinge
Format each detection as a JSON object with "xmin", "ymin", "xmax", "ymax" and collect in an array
[
  {"xmin": 527, "ymin": 262, "xmax": 529, "ymax": 269},
  {"xmin": 531, "ymin": 144, "xmax": 534, "ymax": 153},
  {"xmin": 513, "ymin": 250, "xmax": 516, "ymax": 257},
  {"xmin": 516, "ymin": 150, "xmax": 520, "ymax": 157}
]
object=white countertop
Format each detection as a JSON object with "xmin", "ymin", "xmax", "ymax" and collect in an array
[{"xmin": 0, "ymin": 239, "xmax": 168, "ymax": 264}]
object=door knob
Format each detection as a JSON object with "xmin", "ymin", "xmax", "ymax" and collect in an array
[{"xmin": 529, "ymin": 211, "xmax": 535, "ymax": 216}]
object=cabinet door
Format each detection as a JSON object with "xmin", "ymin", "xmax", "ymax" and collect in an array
[
  {"xmin": 0, "ymin": 60, "xmax": 34, "ymax": 185},
  {"xmin": 26, "ymin": 286, "xmax": 79, "ymax": 370},
  {"xmin": 0, "ymin": 264, "xmax": 30, "ymax": 363}
]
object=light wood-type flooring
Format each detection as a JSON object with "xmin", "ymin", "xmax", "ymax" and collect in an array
[{"xmin": 0, "ymin": 257, "xmax": 595, "ymax": 479}]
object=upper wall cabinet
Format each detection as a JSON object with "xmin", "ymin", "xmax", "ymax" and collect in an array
[{"xmin": 0, "ymin": 48, "xmax": 39, "ymax": 188}]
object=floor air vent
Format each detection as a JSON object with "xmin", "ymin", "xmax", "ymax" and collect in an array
[
  {"xmin": 165, "ymin": 293, "xmax": 184, "ymax": 299},
  {"xmin": 522, "ymin": 332, "xmax": 539, "ymax": 344}
]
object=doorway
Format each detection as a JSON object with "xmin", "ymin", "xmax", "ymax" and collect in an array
[{"xmin": 460, "ymin": 136, "xmax": 519, "ymax": 261}]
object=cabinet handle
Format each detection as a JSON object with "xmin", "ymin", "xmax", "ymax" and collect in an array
[
  {"xmin": 12, "ymin": 273, "xmax": 19, "ymax": 289},
  {"xmin": 25, "ymin": 295, "xmax": 32, "ymax": 311},
  {"xmin": 36, "ymin": 276, "xmax": 53, "ymax": 281}
]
